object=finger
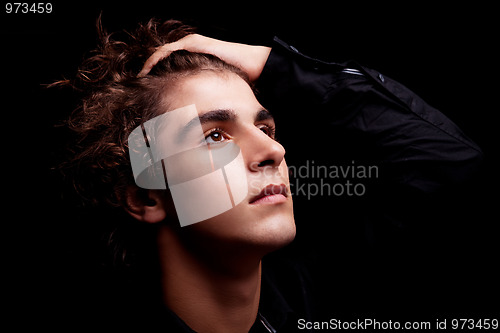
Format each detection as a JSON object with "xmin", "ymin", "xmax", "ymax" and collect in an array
[{"xmin": 137, "ymin": 43, "xmax": 178, "ymax": 78}]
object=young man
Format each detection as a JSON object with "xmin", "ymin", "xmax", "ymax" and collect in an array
[{"xmin": 61, "ymin": 20, "xmax": 482, "ymax": 332}]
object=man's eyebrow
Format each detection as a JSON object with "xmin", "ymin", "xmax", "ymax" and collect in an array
[
  {"xmin": 198, "ymin": 109, "xmax": 237, "ymax": 124},
  {"xmin": 255, "ymin": 109, "xmax": 274, "ymax": 122},
  {"xmin": 177, "ymin": 109, "xmax": 237, "ymax": 142},
  {"xmin": 177, "ymin": 108, "xmax": 273, "ymax": 143}
]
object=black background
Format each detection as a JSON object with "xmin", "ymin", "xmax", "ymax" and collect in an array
[{"xmin": 3, "ymin": 1, "xmax": 498, "ymax": 329}]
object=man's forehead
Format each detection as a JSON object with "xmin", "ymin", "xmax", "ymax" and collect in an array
[{"xmin": 164, "ymin": 71, "xmax": 256, "ymax": 110}]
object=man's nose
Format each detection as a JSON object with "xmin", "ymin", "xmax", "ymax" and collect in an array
[{"xmin": 242, "ymin": 127, "xmax": 286, "ymax": 172}]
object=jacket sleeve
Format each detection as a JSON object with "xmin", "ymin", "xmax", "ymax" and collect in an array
[{"xmin": 256, "ymin": 37, "xmax": 483, "ymax": 193}]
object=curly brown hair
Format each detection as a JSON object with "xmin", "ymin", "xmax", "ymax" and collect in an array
[{"xmin": 57, "ymin": 18, "xmax": 250, "ymax": 209}]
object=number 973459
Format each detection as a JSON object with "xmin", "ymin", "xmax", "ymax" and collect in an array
[{"xmin": 6, "ymin": 3, "xmax": 52, "ymax": 14}]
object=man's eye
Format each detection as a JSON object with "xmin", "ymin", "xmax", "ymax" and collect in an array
[
  {"xmin": 205, "ymin": 130, "xmax": 227, "ymax": 144},
  {"xmin": 258, "ymin": 124, "xmax": 276, "ymax": 139}
]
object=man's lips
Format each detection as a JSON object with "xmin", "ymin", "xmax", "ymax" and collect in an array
[{"xmin": 249, "ymin": 184, "xmax": 288, "ymax": 205}]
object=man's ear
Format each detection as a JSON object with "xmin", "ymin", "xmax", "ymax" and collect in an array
[{"xmin": 124, "ymin": 186, "xmax": 169, "ymax": 223}]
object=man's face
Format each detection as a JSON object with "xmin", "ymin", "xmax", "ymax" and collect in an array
[{"xmin": 157, "ymin": 71, "xmax": 296, "ymax": 252}]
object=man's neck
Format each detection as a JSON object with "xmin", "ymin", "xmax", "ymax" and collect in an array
[{"xmin": 157, "ymin": 226, "xmax": 262, "ymax": 333}]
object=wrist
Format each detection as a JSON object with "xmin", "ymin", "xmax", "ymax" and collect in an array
[{"xmin": 247, "ymin": 46, "xmax": 271, "ymax": 82}]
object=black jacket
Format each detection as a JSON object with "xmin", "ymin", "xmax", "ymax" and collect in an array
[
  {"xmin": 254, "ymin": 37, "xmax": 483, "ymax": 326},
  {"xmin": 258, "ymin": 37, "xmax": 482, "ymax": 193}
]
